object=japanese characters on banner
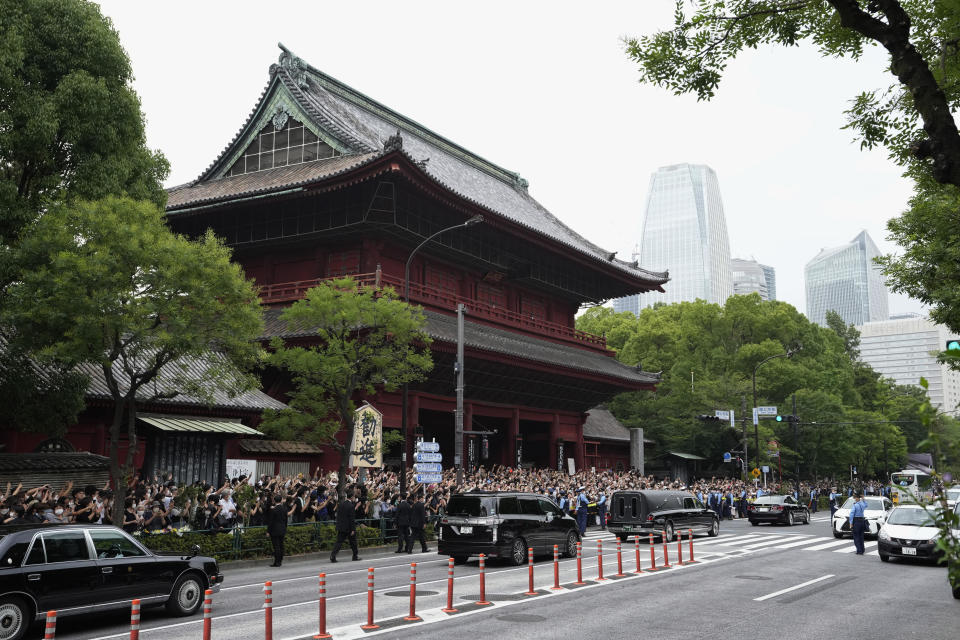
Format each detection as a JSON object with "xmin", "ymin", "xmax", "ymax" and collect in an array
[{"xmin": 349, "ymin": 403, "xmax": 383, "ymax": 468}]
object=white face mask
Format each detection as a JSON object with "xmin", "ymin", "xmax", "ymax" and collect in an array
[{"xmin": 54, "ymin": 508, "xmax": 64, "ymax": 515}]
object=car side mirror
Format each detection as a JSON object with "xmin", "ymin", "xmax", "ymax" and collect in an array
[{"xmin": 190, "ymin": 544, "xmax": 201, "ymax": 558}]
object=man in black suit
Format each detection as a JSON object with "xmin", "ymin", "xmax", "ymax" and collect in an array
[
  {"xmin": 407, "ymin": 491, "xmax": 428, "ymax": 553},
  {"xmin": 395, "ymin": 492, "xmax": 411, "ymax": 553},
  {"xmin": 266, "ymin": 494, "xmax": 288, "ymax": 567},
  {"xmin": 330, "ymin": 488, "xmax": 361, "ymax": 563}
]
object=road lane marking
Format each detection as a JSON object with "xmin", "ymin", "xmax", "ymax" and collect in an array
[
  {"xmin": 693, "ymin": 534, "xmax": 767, "ymax": 546},
  {"xmin": 801, "ymin": 539, "xmax": 851, "ymax": 551},
  {"xmin": 834, "ymin": 541, "xmax": 878, "ymax": 553},
  {"xmin": 775, "ymin": 537, "xmax": 833, "ymax": 549},
  {"xmin": 739, "ymin": 536, "xmax": 808, "ymax": 550},
  {"xmin": 753, "ymin": 574, "xmax": 835, "ymax": 601}
]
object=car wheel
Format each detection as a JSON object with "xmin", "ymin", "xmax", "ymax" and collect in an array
[
  {"xmin": 510, "ymin": 537, "xmax": 527, "ymax": 566},
  {"xmin": 804, "ymin": 510, "xmax": 811, "ymax": 524},
  {"xmin": 787, "ymin": 511, "xmax": 795, "ymax": 526},
  {"xmin": 453, "ymin": 555, "xmax": 469, "ymax": 565},
  {"xmin": 564, "ymin": 531, "xmax": 579, "ymax": 558},
  {"xmin": 707, "ymin": 519, "xmax": 719, "ymax": 537},
  {"xmin": 167, "ymin": 572, "xmax": 205, "ymax": 616},
  {"xmin": 832, "ymin": 529, "xmax": 842, "ymax": 538},
  {"xmin": 0, "ymin": 597, "xmax": 30, "ymax": 640},
  {"xmin": 879, "ymin": 553, "xmax": 890, "ymax": 562},
  {"xmin": 663, "ymin": 521, "xmax": 675, "ymax": 542},
  {"xmin": 750, "ymin": 520, "xmax": 759, "ymax": 526}
]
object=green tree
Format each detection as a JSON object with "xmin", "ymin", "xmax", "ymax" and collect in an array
[
  {"xmin": 825, "ymin": 310, "xmax": 861, "ymax": 361},
  {"xmin": 0, "ymin": 0, "xmax": 169, "ymax": 435},
  {"xmin": 261, "ymin": 277, "xmax": 434, "ymax": 497},
  {"xmin": 3, "ymin": 197, "xmax": 263, "ymax": 524}
]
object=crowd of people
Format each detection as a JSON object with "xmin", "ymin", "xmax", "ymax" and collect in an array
[{"xmin": 0, "ymin": 465, "xmax": 869, "ymax": 535}]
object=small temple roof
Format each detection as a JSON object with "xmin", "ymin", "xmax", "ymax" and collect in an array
[
  {"xmin": 261, "ymin": 307, "xmax": 660, "ymax": 387},
  {"xmin": 166, "ymin": 45, "xmax": 668, "ymax": 288}
]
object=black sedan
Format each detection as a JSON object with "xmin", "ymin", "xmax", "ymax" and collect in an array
[
  {"xmin": 0, "ymin": 524, "xmax": 223, "ymax": 640},
  {"xmin": 747, "ymin": 495, "xmax": 811, "ymax": 526}
]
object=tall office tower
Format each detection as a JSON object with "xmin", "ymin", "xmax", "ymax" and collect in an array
[
  {"xmin": 731, "ymin": 258, "xmax": 774, "ymax": 300},
  {"xmin": 804, "ymin": 230, "xmax": 889, "ymax": 327},
  {"xmin": 858, "ymin": 316, "xmax": 960, "ymax": 416},
  {"xmin": 760, "ymin": 263, "xmax": 777, "ymax": 300},
  {"xmin": 612, "ymin": 163, "xmax": 733, "ymax": 314}
]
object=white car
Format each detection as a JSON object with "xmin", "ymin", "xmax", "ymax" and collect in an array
[
  {"xmin": 945, "ymin": 485, "xmax": 960, "ymax": 510},
  {"xmin": 832, "ymin": 495, "xmax": 893, "ymax": 538},
  {"xmin": 877, "ymin": 504, "xmax": 942, "ymax": 562}
]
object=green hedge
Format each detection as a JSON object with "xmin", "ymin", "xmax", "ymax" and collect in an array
[{"xmin": 137, "ymin": 521, "xmax": 435, "ymax": 562}]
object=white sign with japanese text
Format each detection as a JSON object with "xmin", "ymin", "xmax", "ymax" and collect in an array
[{"xmin": 349, "ymin": 403, "xmax": 383, "ymax": 468}]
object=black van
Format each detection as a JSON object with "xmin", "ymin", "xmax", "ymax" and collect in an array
[
  {"xmin": 437, "ymin": 491, "xmax": 580, "ymax": 565},
  {"xmin": 607, "ymin": 490, "xmax": 720, "ymax": 542}
]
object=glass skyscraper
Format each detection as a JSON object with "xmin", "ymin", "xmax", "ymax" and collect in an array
[
  {"xmin": 732, "ymin": 257, "xmax": 774, "ymax": 301},
  {"xmin": 612, "ymin": 163, "xmax": 732, "ymax": 314},
  {"xmin": 804, "ymin": 230, "xmax": 889, "ymax": 327}
]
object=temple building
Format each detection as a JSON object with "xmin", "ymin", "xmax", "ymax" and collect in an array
[{"xmin": 2, "ymin": 46, "xmax": 669, "ymax": 480}]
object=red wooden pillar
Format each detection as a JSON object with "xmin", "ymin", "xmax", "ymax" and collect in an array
[
  {"xmin": 510, "ymin": 408, "xmax": 520, "ymax": 467},
  {"xmin": 549, "ymin": 414, "xmax": 561, "ymax": 471},
  {"xmin": 573, "ymin": 414, "xmax": 586, "ymax": 471}
]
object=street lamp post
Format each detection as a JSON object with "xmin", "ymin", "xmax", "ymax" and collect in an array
[
  {"xmin": 399, "ymin": 215, "xmax": 483, "ymax": 498},
  {"xmin": 752, "ymin": 347, "xmax": 799, "ymax": 473}
]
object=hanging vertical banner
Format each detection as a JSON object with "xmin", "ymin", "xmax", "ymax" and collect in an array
[
  {"xmin": 481, "ymin": 436, "xmax": 489, "ymax": 460},
  {"xmin": 467, "ymin": 437, "xmax": 476, "ymax": 471},
  {"xmin": 515, "ymin": 436, "xmax": 523, "ymax": 468},
  {"xmin": 556, "ymin": 440, "xmax": 564, "ymax": 471},
  {"xmin": 349, "ymin": 403, "xmax": 383, "ymax": 467}
]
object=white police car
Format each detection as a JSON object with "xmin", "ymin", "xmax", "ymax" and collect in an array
[{"xmin": 832, "ymin": 495, "xmax": 892, "ymax": 538}]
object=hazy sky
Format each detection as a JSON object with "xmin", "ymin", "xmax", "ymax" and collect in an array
[{"xmin": 95, "ymin": 1, "xmax": 923, "ymax": 317}]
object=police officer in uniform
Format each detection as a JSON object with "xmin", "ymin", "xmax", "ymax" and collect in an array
[
  {"xmin": 266, "ymin": 493, "xmax": 287, "ymax": 567},
  {"xmin": 848, "ymin": 491, "xmax": 868, "ymax": 555},
  {"xmin": 575, "ymin": 486, "xmax": 588, "ymax": 535}
]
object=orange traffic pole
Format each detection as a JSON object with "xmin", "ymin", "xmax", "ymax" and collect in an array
[
  {"xmin": 525, "ymin": 547, "xmax": 537, "ymax": 595},
  {"xmin": 648, "ymin": 534, "xmax": 659, "ymax": 571},
  {"xmin": 634, "ymin": 535, "xmax": 643, "ymax": 574},
  {"xmin": 404, "ymin": 563, "xmax": 421, "ymax": 621},
  {"xmin": 677, "ymin": 537, "xmax": 684, "ymax": 565},
  {"xmin": 596, "ymin": 539, "xmax": 607, "ymax": 580},
  {"xmin": 129, "ymin": 600, "xmax": 140, "ymax": 640},
  {"xmin": 551, "ymin": 545, "xmax": 562, "ymax": 590},
  {"xmin": 202, "ymin": 590, "xmax": 212, "ymax": 640},
  {"xmin": 575, "ymin": 541, "xmax": 586, "ymax": 585},
  {"xmin": 476, "ymin": 554, "xmax": 492, "ymax": 605},
  {"xmin": 442, "ymin": 558, "xmax": 458, "ymax": 613},
  {"xmin": 264, "ymin": 581, "xmax": 273, "ymax": 640},
  {"xmin": 687, "ymin": 529, "xmax": 698, "ymax": 564},
  {"xmin": 615, "ymin": 539, "xmax": 626, "ymax": 577},
  {"xmin": 313, "ymin": 574, "xmax": 331, "ymax": 639},
  {"xmin": 662, "ymin": 530, "xmax": 671, "ymax": 568},
  {"xmin": 44, "ymin": 611, "xmax": 56, "ymax": 640},
  {"xmin": 361, "ymin": 568, "xmax": 379, "ymax": 630}
]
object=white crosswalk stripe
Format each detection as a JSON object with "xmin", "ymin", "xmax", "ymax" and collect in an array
[
  {"xmin": 775, "ymin": 536, "xmax": 834, "ymax": 549},
  {"xmin": 834, "ymin": 541, "xmax": 878, "ymax": 553},
  {"xmin": 802, "ymin": 539, "xmax": 853, "ymax": 551},
  {"xmin": 739, "ymin": 536, "xmax": 807, "ymax": 550}
]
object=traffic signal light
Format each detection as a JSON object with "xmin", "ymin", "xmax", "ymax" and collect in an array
[
  {"xmin": 696, "ymin": 415, "xmax": 721, "ymax": 422},
  {"xmin": 947, "ymin": 339, "xmax": 960, "ymax": 351},
  {"xmin": 775, "ymin": 415, "xmax": 798, "ymax": 423}
]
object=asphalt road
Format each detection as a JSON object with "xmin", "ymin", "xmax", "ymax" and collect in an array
[{"xmin": 51, "ymin": 512, "xmax": 958, "ymax": 640}]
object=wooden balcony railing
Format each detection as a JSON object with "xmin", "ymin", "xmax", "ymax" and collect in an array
[{"xmin": 258, "ymin": 272, "xmax": 609, "ymax": 352}]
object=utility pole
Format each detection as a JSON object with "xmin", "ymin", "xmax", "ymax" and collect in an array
[
  {"xmin": 792, "ymin": 392, "xmax": 799, "ymax": 489},
  {"xmin": 741, "ymin": 393, "xmax": 748, "ymax": 481},
  {"xmin": 455, "ymin": 304, "xmax": 466, "ymax": 486}
]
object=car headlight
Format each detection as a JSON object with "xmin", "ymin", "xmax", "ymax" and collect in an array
[{"xmin": 878, "ymin": 528, "xmax": 890, "ymax": 541}]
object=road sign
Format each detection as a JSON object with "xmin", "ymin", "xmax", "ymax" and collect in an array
[
  {"xmin": 414, "ymin": 462, "xmax": 442, "ymax": 472},
  {"xmin": 723, "ymin": 452, "xmax": 732, "ymax": 463},
  {"xmin": 415, "ymin": 441, "xmax": 440, "ymax": 453},
  {"xmin": 415, "ymin": 473, "xmax": 443, "ymax": 483},
  {"xmin": 414, "ymin": 452, "xmax": 442, "ymax": 463},
  {"xmin": 715, "ymin": 410, "xmax": 730, "ymax": 421},
  {"xmin": 756, "ymin": 406, "xmax": 778, "ymax": 417},
  {"xmin": 751, "ymin": 468, "xmax": 761, "ymax": 478},
  {"xmin": 761, "ymin": 465, "xmax": 770, "ymax": 473},
  {"xmin": 767, "ymin": 451, "xmax": 780, "ymax": 458}
]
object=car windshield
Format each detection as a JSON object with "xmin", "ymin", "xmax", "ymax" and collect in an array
[
  {"xmin": 841, "ymin": 498, "xmax": 856, "ymax": 509},
  {"xmin": 753, "ymin": 497, "xmax": 783, "ymax": 505},
  {"xmin": 839, "ymin": 498, "xmax": 884, "ymax": 510},
  {"xmin": 886, "ymin": 508, "xmax": 935, "ymax": 527},
  {"xmin": 446, "ymin": 496, "xmax": 494, "ymax": 517},
  {"xmin": 947, "ymin": 488, "xmax": 960, "ymax": 500}
]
